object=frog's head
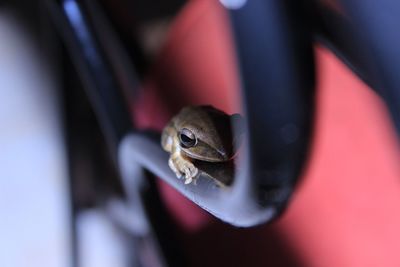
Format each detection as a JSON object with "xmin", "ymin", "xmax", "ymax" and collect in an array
[{"xmin": 176, "ymin": 106, "xmax": 244, "ymax": 162}]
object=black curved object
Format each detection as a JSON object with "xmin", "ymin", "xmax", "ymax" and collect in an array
[
  {"xmin": 227, "ymin": 0, "xmax": 315, "ymax": 219},
  {"xmin": 45, "ymin": 1, "xmax": 183, "ymax": 266},
  {"xmin": 46, "ymin": 0, "xmax": 133, "ymax": 158},
  {"xmin": 315, "ymin": 0, "xmax": 400, "ymax": 133}
]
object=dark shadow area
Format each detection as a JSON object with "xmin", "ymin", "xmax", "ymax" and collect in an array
[{"xmin": 175, "ymin": 218, "xmax": 305, "ymax": 267}]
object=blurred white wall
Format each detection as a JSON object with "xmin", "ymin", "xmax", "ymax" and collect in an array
[
  {"xmin": 0, "ymin": 10, "xmax": 130, "ymax": 267},
  {"xmin": 0, "ymin": 11, "xmax": 71, "ymax": 267},
  {"xmin": 77, "ymin": 210, "xmax": 130, "ymax": 267}
]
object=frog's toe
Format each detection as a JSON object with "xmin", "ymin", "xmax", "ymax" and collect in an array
[
  {"xmin": 184, "ymin": 164, "xmax": 199, "ymax": 181},
  {"xmin": 181, "ymin": 166, "xmax": 190, "ymax": 178},
  {"xmin": 184, "ymin": 177, "xmax": 193, "ymax": 184},
  {"xmin": 170, "ymin": 156, "xmax": 199, "ymax": 183},
  {"xmin": 189, "ymin": 166, "xmax": 198, "ymax": 178},
  {"xmin": 168, "ymin": 158, "xmax": 183, "ymax": 179}
]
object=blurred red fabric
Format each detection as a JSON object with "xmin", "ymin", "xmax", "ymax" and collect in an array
[{"xmin": 132, "ymin": 0, "xmax": 400, "ymax": 266}]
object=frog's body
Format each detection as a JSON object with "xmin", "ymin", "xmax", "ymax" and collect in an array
[{"xmin": 161, "ymin": 106, "xmax": 241, "ymax": 184}]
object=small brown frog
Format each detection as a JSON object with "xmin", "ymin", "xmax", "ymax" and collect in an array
[{"xmin": 161, "ymin": 105, "xmax": 243, "ymax": 184}]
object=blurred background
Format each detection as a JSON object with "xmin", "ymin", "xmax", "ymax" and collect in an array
[
  {"xmin": 2, "ymin": 0, "xmax": 400, "ymax": 267},
  {"xmin": 0, "ymin": 3, "xmax": 130, "ymax": 267},
  {"xmin": 0, "ymin": 6, "xmax": 71, "ymax": 267}
]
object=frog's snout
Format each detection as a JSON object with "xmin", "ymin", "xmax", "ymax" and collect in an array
[{"xmin": 217, "ymin": 149, "xmax": 230, "ymax": 161}]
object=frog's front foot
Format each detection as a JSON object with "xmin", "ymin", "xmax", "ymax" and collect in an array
[{"xmin": 168, "ymin": 154, "xmax": 199, "ymax": 184}]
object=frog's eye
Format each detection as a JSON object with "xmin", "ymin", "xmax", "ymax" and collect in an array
[{"xmin": 179, "ymin": 128, "xmax": 197, "ymax": 148}]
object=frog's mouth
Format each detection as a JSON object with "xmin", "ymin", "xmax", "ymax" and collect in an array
[{"xmin": 182, "ymin": 143, "xmax": 231, "ymax": 162}]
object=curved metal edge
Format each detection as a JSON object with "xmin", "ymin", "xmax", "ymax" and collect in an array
[
  {"xmin": 315, "ymin": 0, "xmax": 400, "ymax": 133},
  {"xmin": 45, "ymin": 0, "xmax": 134, "ymax": 157},
  {"xmin": 226, "ymin": 0, "xmax": 315, "ymax": 213},
  {"xmin": 118, "ymin": 132, "xmax": 276, "ymax": 227}
]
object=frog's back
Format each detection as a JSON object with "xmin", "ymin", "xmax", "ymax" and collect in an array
[{"xmin": 173, "ymin": 106, "xmax": 227, "ymax": 129}]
